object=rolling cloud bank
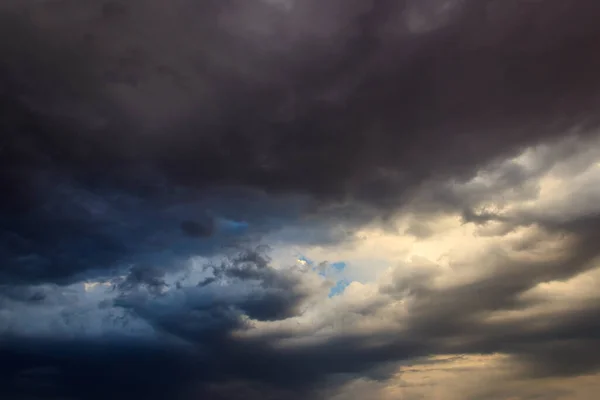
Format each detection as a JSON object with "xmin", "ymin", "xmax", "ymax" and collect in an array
[{"xmin": 3, "ymin": 1, "xmax": 600, "ymax": 399}]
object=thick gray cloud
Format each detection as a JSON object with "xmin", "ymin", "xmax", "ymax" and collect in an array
[
  {"xmin": 3, "ymin": 1, "xmax": 600, "ymax": 399},
  {"xmin": 4, "ymin": 0, "xmax": 600, "ymax": 283},
  {"xmin": 2, "ymin": 213, "xmax": 600, "ymax": 399}
]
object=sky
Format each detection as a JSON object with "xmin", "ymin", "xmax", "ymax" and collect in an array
[{"xmin": 2, "ymin": 1, "xmax": 600, "ymax": 399}]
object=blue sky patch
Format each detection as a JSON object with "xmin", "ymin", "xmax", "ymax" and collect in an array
[
  {"xmin": 329, "ymin": 279, "xmax": 350, "ymax": 297},
  {"xmin": 330, "ymin": 261, "xmax": 347, "ymax": 272}
]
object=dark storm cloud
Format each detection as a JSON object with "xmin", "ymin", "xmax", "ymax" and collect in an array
[
  {"xmin": 3, "ymin": 0, "xmax": 600, "ymax": 284},
  {"xmin": 180, "ymin": 218, "xmax": 214, "ymax": 238},
  {"xmin": 3, "ymin": 1, "xmax": 600, "ymax": 399},
  {"xmin": 111, "ymin": 248, "xmax": 324, "ymax": 326},
  {"xmin": 0, "ymin": 338, "xmax": 198, "ymax": 400},
  {"xmin": 0, "ymin": 176, "xmax": 334, "ymax": 284},
  {"xmin": 3, "ymin": 216, "xmax": 600, "ymax": 399},
  {"xmin": 0, "ymin": 248, "xmax": 333, "ymax": 399}
]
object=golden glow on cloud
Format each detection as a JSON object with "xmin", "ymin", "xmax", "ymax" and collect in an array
[{"xmin": 245, "ymin": 141, "xmax": 600, "ymax": 399}]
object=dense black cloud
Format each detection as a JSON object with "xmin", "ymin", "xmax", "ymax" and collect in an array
[
  {"xmin": 4, "ymin": 0, "xmax": 600, "ymax": 283},
  {"xmin": 180, "ymin": 218, "xmax": 214, "ymax": 238},
  {"xmin": 0, "ymin": 338, "xmax": 198, "ymax": 400},
  {"xmin": 4, "ymin": 1, "xmax": 600, "ymax": 399},
  {"xmin": 4, "ymin": 1, "xmax": 599, "ymax": 193},
  {"xmin": 0, "ymin": 249, "xmax": 335, "ymax": 399}
]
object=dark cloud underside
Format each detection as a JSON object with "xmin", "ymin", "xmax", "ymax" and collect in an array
[
  {"xmin": 4, "ymin": 0, "xmax": 600, "ymax": 200},
  {"xmin": 3, "ymin": 0, "xmax": 600, "ymax": 284},
  {"xmin": 3, "ymin": 1, "xmax": 600, "ymax": 399}
]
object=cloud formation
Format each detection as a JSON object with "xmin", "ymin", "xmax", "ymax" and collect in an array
[{"xmin": 3, "ymin": 1, "xmax": 600, "ymax": 399}]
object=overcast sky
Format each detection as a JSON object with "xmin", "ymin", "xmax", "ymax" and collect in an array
[{"xmin": 3, "ymin": 1, "xmax": 600, "ymax": 399}]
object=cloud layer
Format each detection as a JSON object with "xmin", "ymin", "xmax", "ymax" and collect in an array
[{"xmin": 3, "ymin": 1, "xmax": 600, "ymax": 399}]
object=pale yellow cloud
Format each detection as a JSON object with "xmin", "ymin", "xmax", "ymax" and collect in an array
[
  {"xmin": 244, "ymin": 138, "xmax": 600, "ymax": 399},
  {"xmin": 330, "ymin": 354, "xmax": 600, "ymax": 400}
]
